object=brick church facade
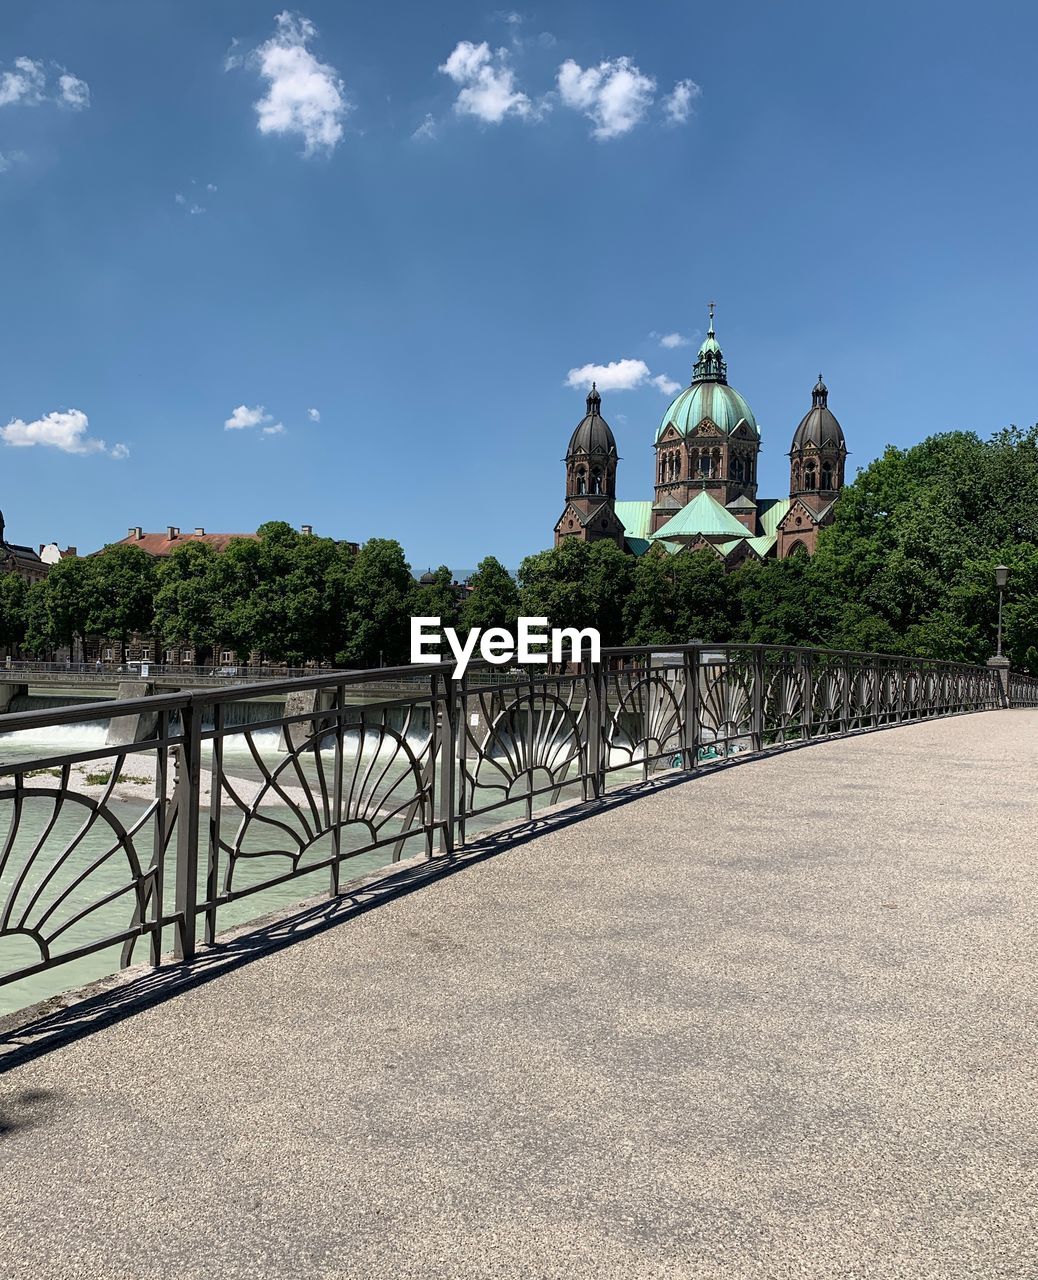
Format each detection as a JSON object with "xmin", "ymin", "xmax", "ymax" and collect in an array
[{"xmin": 555, "ymin": 306, "xmax": 848, "ymax": 564}]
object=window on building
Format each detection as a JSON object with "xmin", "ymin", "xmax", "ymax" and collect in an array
[
  {"xmin": 103, "ymin": 648, "xmax": 112, "ymax": 661},
  {"xmin": 220, "ymin": 650, "xmax": 234, "ymax": 664}
]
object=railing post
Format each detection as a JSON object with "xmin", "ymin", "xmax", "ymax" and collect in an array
[
  {"xmin": 456, "ymin": 672, "xmax": 469, "ymax": 850},
  {"xmin": 872, "ymin": 658, "xmax": 882, "ymax": 728},
  {"xmin": 585, "ymin": 656, "xmax": 604, "ymax": 800},
  {"xmin": 841, "ymin": 656, "xmax": 852, "ymax": 733},
  {"xmin": 751, "ymin": 647, "xmax": 764, "ymax": 752},
  {"xmin": 800, "ymin": 650, "xmax": 813, "ymax": 739},
  {"xmin": 329, "ymin": 683, "xmax": 344, "ymax": 894},
  {"xmin": 437, "ymin": 672, "xmax": 457, "ymax": 856},
  {"xmin": 682, "ymin": 646, "xmax": 700, "ymax": 771},
  {"xmin": 173, "ymin": 699, "xmax": 201, "ymax": 963}
]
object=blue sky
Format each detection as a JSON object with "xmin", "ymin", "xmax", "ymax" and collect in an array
[{"xmin": 0, "ymin": 1, "xmax": 1035, "ymax": 571}]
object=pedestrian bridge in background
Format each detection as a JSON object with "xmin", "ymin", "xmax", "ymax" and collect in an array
[{"xmin": 1, "ymin": 708, "xmax": 1036, "ymax": 1278}]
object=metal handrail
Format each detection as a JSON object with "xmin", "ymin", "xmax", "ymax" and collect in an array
[{"xmin": 0, "ymin": 641, "xmax": 1033, "ymax": 1010}]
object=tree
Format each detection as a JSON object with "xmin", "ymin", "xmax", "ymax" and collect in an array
[
  {"xmin": 412, "ymin": 565, "xmax": 461, "ymax": 635},
  {"xmin": 622, "ymin": 547, "xmax": 679, "ymax": 645},
  {"xmin": 22, "ymin": 580, "xmax": 51, "ymax": 656},
  {"xmin": 338, "ymin": 538, "xmax": 414, "ymax": 667},
  {"xmin": 86, "ymin": 545, "xmax": 157, "ymax": 652},
  {"xmin": 154, "ymin": 541, "xmax": 220, "ymax": 662},
  {"xmin": 0, "ymin": 572, "xmax": 27, "ymax": 653},
  {"xmin": 39, "ymin": 556, "xmax": 92, "ymax": 652},
  {"xmin": 459, "ymin": 557, "xmax": 519, "ymax": 633},
  {"xmin": 518, "ymin": 541, "xmax": 592, "ymax": 632}
]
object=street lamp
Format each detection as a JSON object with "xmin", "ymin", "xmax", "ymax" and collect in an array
[{"xmin": 995, "ymin": 564, "xmax": 1009, "ymax": 659}]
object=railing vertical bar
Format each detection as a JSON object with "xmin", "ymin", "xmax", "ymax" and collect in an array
[
  {"xmin": 204, "ymin": 699, "xmax": 223, "ymax": 945},
  {"xmin": 173, "ymin": 700, "xmax": 201, "ymax": 962},
  {"xmin": 751, "ymin": 648, "xmax": 764, "ymax": 753},
  {"xmin": 330, "ymin": 683, "xmax": 344, "ymax": 895},
  {"xmin": 437, "ymin": 673, "xmax": 456, "ymax": 856},
  {"xmin": 457, "ymin": 672, "xmax": 468, "ymax": 849},
  {"xmin": 149, "ymin": 708, "xmax": 169, "ymax": 966}
]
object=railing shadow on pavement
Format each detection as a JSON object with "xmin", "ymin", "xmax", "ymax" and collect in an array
[{"xmin": 0, "ymin": 765, "xmax": 704, "ymax": 1071}]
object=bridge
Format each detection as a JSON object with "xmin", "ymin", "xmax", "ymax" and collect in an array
[{"xmin": 0, "ymin": 646, "xmax": 1036, "ymax": 1275}]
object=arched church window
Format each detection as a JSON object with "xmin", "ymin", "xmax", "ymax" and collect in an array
[
  {"xmin": 591, "ymin": 471, "xmax": 602, "ymax": 495},
  {"xmin": 577, "ymin": 469, "xmax": 586, "ymax": 495},
  {"xmin": 821, "ymin": 464, "xmax": 833, "ymax": 489},
  {"xmin": 804, "ymin": 467, "xmax": 816, "ymax": 490}
]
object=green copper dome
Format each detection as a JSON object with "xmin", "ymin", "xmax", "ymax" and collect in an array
[{"xmin": 655, "ymin": 307, "xmax": 759, "ymax": 442}]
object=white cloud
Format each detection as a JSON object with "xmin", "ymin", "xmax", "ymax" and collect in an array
[
  {"xmin": 0, "ymin": 408, "xmax": 123, "ymax": 455},
  {"xmin": 188, "ymin": 203, "xmax": 205, "ymax": 215},
  {"xmin": 237, "ymin": 11, "xmax": 349, "ymax": 156},
  {"xmin": 565, "ymin": 359, "xmax": 681, "ymax": 396},
  {"xmin": 557, "ymin": 56, "xmax": 655, "ymax": 139},
  {"xmin": 0, "ymin": 57, "xmax": 46, "ymax": 107},
  {"xmin": 58, "ymin": 72, "xmax": 90, "ymax": 110},
  {"xmin": 658, "ymin": 332, "xmax": 691, "ymax": 349},
  {"xmin": 174, "ymin": 192, "xmax": 186, "ymax": 205},
  {"xmin": 440, "ymin": 41, "xmax": 531, "ymax": 124},
  {"xmin": 566, "ymin": 359, "xmax": 649, "ymax": 392},
  {"xmin": 662, "ymin": 78, "xmax": 700, "ymax": 125},
  {"xmin": 0, "ymin": 59, "xmax": 91, "ymax": 111},
  {"xmin": 307, "ymin": 407, "xmax": 321, "ymax": 422},
  {"xmin": 412, "ymin": 112, "xmax": 437, "ymax": 142},
  {"xmin": 262, "ymin": 423, "xmax": 285, "ymax": 435},
  {"xmin": 224, "ymin": 404, "xmax": 277, "ymax": 431},
  {"xmin": 206, "ymin": 182, "xmax": 217, "ymax": 192}
]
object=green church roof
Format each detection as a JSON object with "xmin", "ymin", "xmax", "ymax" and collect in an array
[
  {"xmin": 651, "ymin": 489, "xmax": 751, "ymax": 540},
  {"xmin": 615, "ymin": 500, "xmax": 653, "ymax": 541},
  {"xmin": 756, "ymin": 497, "xmax": 791, "ymax": 538},
  {"xmin": 656, "ymin": 380, "xmax": 758, "ymax": 443}
]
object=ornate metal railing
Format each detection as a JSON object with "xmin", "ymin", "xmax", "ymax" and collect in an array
[{"xmin": 0, "ymin": 644, "xmax": 1033, "ymax": 1010}]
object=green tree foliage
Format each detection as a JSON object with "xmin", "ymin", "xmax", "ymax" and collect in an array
[
  {"xmin": 338, "ymin": 538, "xmax": 414, "ymax": 667},
  {"xmin": 31, "ymin": 556, "xmax": 92, "ymax": 652},
  {"xmin": 153, "ymin": 541, "xmax": 220, "ymax": 661},
  {"xmin": 412, "ymin": 566, "xmax": 461, "ymax": 633},
  {"xmin": 22, "ymin": 580, "xmax": 51, "ymax": 656},
  {"xmin": 459, "ymin": 557, "xmax": 519, "ymax": 633},
  {"xmin": 85, "ymin": 544, "xmax": 157, "ymax": 648},
  {"xmin": 0, "ymin": 573, "xmax": 27, "ymax": 652},
  {"xmin": 518, "ymin": 540, "xmax": 634, "ymax": 643}
]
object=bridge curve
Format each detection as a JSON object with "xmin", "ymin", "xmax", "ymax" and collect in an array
[{"xmin": 2, "ymin": 709, "xmax": 1036, "ymax": 1277}]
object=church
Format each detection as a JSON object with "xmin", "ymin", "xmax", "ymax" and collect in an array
[{"xmin": 554, "ymin": 307, "xmax": 849, "ymax": 565}]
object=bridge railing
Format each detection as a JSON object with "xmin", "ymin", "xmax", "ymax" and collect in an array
[{"xmin": 0, "ymin": 644, "xmax": 1032, "ymax": 1013}]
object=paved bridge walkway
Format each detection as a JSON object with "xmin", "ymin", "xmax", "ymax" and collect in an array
[{"xmin": 2, "ymin": 709, "xmax": 1037, "ymax": 1279}]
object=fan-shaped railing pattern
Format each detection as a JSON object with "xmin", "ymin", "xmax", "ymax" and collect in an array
[
  {"xmin": 461, "ymin": 675, "xmax": 591, "ymax": 825},
  {"xmin": 603, "ymin": 668, "xmax": 685, "ymax": 775},
  {"xmin": 0, "ymin": 650, "xmax": 1030, "ymax": 1006}
]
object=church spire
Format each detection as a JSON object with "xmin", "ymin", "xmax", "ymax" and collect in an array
[
  {"xmin": 691, "ymin": 301, "xmax": 727, "ymax": 385},
  {"xmin": 812, "ymin": 373, "xmax": 828, "ymax": 408},
  {"xmin": 585, "ymin": 380, "xmax": 601, "ymax": 415}
]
